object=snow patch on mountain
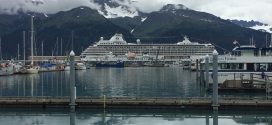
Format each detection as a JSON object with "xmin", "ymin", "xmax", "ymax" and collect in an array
[
  {"xmin": 160, "ymin": 4, "xmax": 189, "ymax": 12},
  {"xmin": 130, "ymin": 29, "xmax": 134, "ymax": 33},
  {"xmin": 200, "ymin": 19, "xmax": 213, "ymax": 23},
  {"xmin": 97, "ymin": 0, "xmax": 139, "ymax": 18},
  {"xmin": 250, "ymin": 25, "xmax": 272, "ymax": 33},
  {"xmin": 141, "ymin": 17, "xmax": 147, "ymax": 22}
]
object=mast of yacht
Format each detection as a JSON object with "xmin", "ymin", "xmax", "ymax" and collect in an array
[
  {"xmin": 270, "ymin": 34, "xmax": 272, "ymax": 47},
  {"xmin": 0, "ymin": 37, "xmax": 1, "ymax": 61},
  {"xmin": 23, "ymin": 31, "xmax": 26, "ymax": 65},
  {"xmin": 270, "ymin": 34, "xmax": 272, "ymax": 56},
  {"xmin": 17, "ymin": 44, "xmax": 20, "ymax": 60},
  {"xmin": 56, "ymin": 37, "xmax": 59, "ymax": 56},
  {"xmin": 41, "ymin": 41, "xmax": 44, "ymax": 61},
  {"xmin": 61, "ymin": 38, "xmax": 63, "ymax": 56},
  {"xmin": 30, "ymin": 16, "xmax": 34, "ymax": 65},
  {"xmin": 71, "ymin": 31, "xmax": 74, "ymax": 51}
]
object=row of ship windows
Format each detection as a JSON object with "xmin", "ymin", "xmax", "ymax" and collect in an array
[
  {"xmin": 102, "ymin": 47, "xmax": 214, "ymax": 49},
  {"xmin": 99, "ymin": 43, "xmax": 124, "ymax": 45}
]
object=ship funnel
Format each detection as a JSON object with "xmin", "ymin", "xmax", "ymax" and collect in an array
[{"xmin": 100, "ymin": 37, "xmax": 104, "ymax": 41}]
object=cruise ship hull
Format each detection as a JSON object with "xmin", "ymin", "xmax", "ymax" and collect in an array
[{"xmin": 96, "ymin": 62, "xmax": 124, "ymax": 68}]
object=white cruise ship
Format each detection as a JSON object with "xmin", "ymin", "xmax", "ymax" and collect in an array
[{"xmin": 80, "ymin": 33, "xmax": 215, "ymax": 61}]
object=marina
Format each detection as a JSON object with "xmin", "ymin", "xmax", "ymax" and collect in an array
[
  {"xmin": 0, "ymin": 67, "xmax": 271, "ymax": 110},
  {"xmin": 0, "ymin": 1, "xmax": 271, "ymax": 124}
]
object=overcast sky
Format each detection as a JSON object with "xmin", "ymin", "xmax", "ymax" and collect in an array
[{"xmin": 0, "ymin": 0, "xmax": 271, "ymax": 24}]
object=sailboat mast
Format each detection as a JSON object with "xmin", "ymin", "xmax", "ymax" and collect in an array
[
  {"xmin": 41, "ymin": 41, "xmax": 43, "ymax": 61},
  {"xmin": 23, "ymin": 31, "xmax": 26, "ymax": 65},
  {"xmin": 17, "ymin": 44, "xmax": 20, "ymax": 60},
  {"xmin": 56, "ymin": 37, "xmax": 59, "ymax": 56},
  {"xmin": 270, "ymin": 34, "xmax": 272, "ymax": 47},
  {"xmin": 60, "ymin": 38, "xmax": 63, "ymax": 56},
  {"xmin": 71, "ymin": 31, "xmax": 74, "ymax": 51},
  {"xmin": 266, "ymin": 34, "xmax": 268, "ymax": 48},
  {"xmin": 0, "ymin": 37, "xmax": 2, "ymax": 60},
  {"xmin": 30, "ymin": 16, "xmax": 34, "ymax": 65}
]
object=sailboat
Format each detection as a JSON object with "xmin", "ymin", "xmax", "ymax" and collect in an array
[
  {"xmin": 22, "ymin": 16, "xmax": 40, "ymax": 74},
  {"xmin": 0, "ymin": 37, "xmax": 14, "ymax": 76}
]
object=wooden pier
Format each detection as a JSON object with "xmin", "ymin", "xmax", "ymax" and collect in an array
[{"xmin": 0, "ymin": 96, "xmax": 272, "ymax": 110}]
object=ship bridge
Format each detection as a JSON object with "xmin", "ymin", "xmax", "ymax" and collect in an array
[{"xmin": 96, "ymin": 33, "xmax": 127, "ymax": 45}]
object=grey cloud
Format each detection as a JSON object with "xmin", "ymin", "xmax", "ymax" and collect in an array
[
  {"xmin": 0, "ymin": 0, "xmax": 100, "ymax": 14},
  {"xmin": 0, "ymin": 0, "xmax": 271, "ymax": 24},
  {"xmin": 134, "ymin": 0, "xmax": 272, "ymax": 24}
]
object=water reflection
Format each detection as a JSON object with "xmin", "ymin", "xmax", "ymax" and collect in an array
[
  {"xmin": 0, "ymin": 68, "xmax": 203, "ymax": 97},
  {"xmin": 0, "ymin": 67, "xmax": 267, "ymax": 98},
  {"xmin": 70, "ymin": 112, "xmax": 76, "ymax": 125},
  {"xmin": 0, "ymin": 109, "xmax": 271, "ymax": 125}
]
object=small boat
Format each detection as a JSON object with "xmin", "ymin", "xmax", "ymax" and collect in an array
[
  {"xmin": 26, "ymin": 66, "xmax": 40, "ymax": 74},
  {"xmin": 13, "ymin": 62, "xmax": 23, "ymax": 74},
  {"xmin": 20, "ymin": 65, "xmax": 40, "ymax": 74},
  {"xmin": 64, "ymin": 65, "xmax": 70, "ymax": 71},
  {"xmin": 75, "ymin": 62, "xmax": 87, "ymax": 70},
  {"xmin": 0, "ymin": 62, "xmax": 14, "ymax": 76},
  {"xmin": 39, "ymin": 63, "xmax": 57, "ymax": 72}
]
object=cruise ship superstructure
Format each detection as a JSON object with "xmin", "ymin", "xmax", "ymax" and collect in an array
[{"xmin": 80, "ymin": 33, "xmax": 215, "ymax": 62}]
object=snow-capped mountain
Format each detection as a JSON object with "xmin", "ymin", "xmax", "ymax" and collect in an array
[
  {"xmin": 93, "ymin": 0, "xmax": 141, "ymax": 18},
  {"xmin": 160, "ymin": 4, "xmax": 189, "ymax": 12},
  {"xmin": 230, "ymin": 20, "xmax": 272, "ymax": 33},
  {"xmin": 250, "ymin": 25, "xmax": 272, "ymax": 33}
]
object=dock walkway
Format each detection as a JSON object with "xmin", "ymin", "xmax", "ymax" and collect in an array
[{"xmin": 0, "ymin": 96, "xmax": 272, "ymax": 110}]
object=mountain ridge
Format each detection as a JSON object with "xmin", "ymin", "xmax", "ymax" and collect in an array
[{"xmin": 0, "ymin": 4, "xmax": 270, "ymax": 58}]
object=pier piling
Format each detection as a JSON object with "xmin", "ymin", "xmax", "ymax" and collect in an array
[
  {"xmin": 205, "ymin": 55, "xmax": 209, "ymax": 89},
  {"xmin": 196, "ymin": 59, "xmax": 199, "ymax": 83},
  {"xmin": 213, "ymin": 111, "xmax": 218, "ymax": 125},
  {"xmin": 212, "ymin": 50, "xmax": 219, "ymax": 111},
  {"xmin": 69, "ymin": 51, "xmax": 76, "ymax": 111}
]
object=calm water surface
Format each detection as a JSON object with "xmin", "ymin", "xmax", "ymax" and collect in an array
[
  {"xmin": 0, "ymin": 67, "xmax": 271, "ymax": 125},
  {"xmin": 0, "ymin": 67, "xmax": 203, "ymax": 97},
  {"xmin": 0, "ymin": 109, "xmax": 271, "ymax": 125}
]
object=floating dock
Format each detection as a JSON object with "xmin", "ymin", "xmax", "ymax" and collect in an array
[{"xmin": 0, "ymin": 96, "xmax": 272, "ymax": 110}]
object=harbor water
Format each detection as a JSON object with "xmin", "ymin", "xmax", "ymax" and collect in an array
[
  {"xmin": 0, "ymin": 67, "xmax": 266, "ymax": 98},
  {"xmin": 0, "ymin": 67, "xmax": 271, "ymax": 125},
  {"xmin": 0, "ymin": 67, "xmax": 201, "ymax": 97},
  {"xmin": 0, "ymin": 109, "xmax": 271, "ymax": 125}
]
